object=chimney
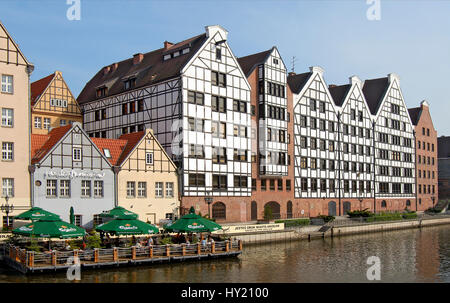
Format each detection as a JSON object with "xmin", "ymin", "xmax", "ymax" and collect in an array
[
  {"xmin": 111, "ymin": 63, "xmax": 118, "ymax": 72},
  {"xmin": 349, "ymin": 75, "xmax": 362, "ymax": 86},
  {"xmin": 421, "ymin": 100, "xmax": 429, "ymax": 108},
  {"xmin": 309, "ymin": 66, "xmax": 324, "ymax": 76},
  {"xmin": 103, "ymin": 66, "xmax": 111, "ymax": 75},
  {"xmin": 288, "ymin": 72, "xmax": 296, "ymax": 77},
  {"xmin": 164, "ymin": 41, "xmax": 174, "ymax": 50},
  {"xmin": 388, "ymin": 73, "xmax": 400, "ymax": 85},
  {"xmin": 133, "ymin": 53, "xmax": 144, "ymax": 65}
]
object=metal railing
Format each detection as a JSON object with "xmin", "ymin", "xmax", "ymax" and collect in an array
[{"xmin": 5, "ymin": 239, "xmax": 242, "ymax": 269}]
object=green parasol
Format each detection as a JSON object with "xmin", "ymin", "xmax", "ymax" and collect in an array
[
  {"xmin": 95, "ymin": 218, "xmax": 159, "ymax": 235},
  {"xmin": 12, "ymin": 218, "xmax": 86, "ymax": 239},
  {"xmin": 14, "ymin": 207, "xmax": 61, "ymax": 221},
  {"xmin": 164, "ymin": 207, "xmax": 222, "ymax": 233},
  {"xmin": 99, "ymin": 206, "xmax": 138, "ymax": 220}
]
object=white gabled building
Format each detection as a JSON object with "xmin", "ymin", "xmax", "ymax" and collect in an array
[{"xmin": 78, "ymin": 26, "xmax": 252, "ymax": 218}]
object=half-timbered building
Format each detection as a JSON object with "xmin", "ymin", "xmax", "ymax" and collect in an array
[
  {"xmin": 30, "ymin": 123, "xmax": 115, "ymax": 228},
  {"xmin": 0, "ymin": 21, "xmax": 34, "ymax": 229},
  {"xmin": 30, "ymin": 71, "xmax": 82, "ymax": 134},
  {"xmin": 78, "ymin": 25, "xmax": 252, "ymax": 222}
]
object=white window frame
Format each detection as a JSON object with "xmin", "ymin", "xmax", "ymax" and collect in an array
[
  {"xmin": 1, "ymin": 108, "xmax": 13, "ymax": 127},
  {"xmin": 94, "ymin": 180, "xmax": 103, "ymax": 198},
  {"xmin": 1, "ymin": 75, "xmax": 13, "ymax": 94},
  {"xmin": 60, "ymin": 119, "xmax": 67, "ymax": 126},
  {"xmin": 2, "ymin": 142, "xmax": 13, "ymax": 161},
  {"xmin": 2, "ymin": 178, "xmax": 14, "ymax": 197},
  {"xmin": 165, "ymin": 182, "xmax": 174, "ymax": 198},
  {"xmin": 73, "ymin": 147, "xmax": 82, "ymax": 161},
  {"xmin": 34, "ymin": 117, "xmax": 42, "ymax": 129},
  {"xmin": 74, "ymin": 215, "xmax": 82, "ymax": 227},
  {"xmin": 155, "ymin": 182, "xmax": 164, "ymax": 198},
  {"xmin": 146, "ymin": 152, "xmax": 154, "ymax": 165},
  {"xmin": 138, "ymin": 181, "xmax": 147, "ymax": 198},
  {"xmin": 46, "ymin": 179, "xmax": 57, "ymax": 198},
  {"xmin": 127, "ymin": 181, "xmax": 135, "ymax": 197},
  {"xmin": 81, "ymin": 180, "xmax": 91, "ymax": 198},
  {"xmin": 59, "ymin": 179, "xmax": 70, "ymax": 198},
  {"xmin": 43, "ymin": 117, "xmax": 51, "ymax": 130}
]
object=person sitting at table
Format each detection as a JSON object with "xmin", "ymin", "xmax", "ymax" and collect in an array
[
  {"xmin": 147, "ymin": 237, "xmax": 154, "ymax": 246},
  {"xmin": 65, "ymin": 241, "xmax": 71, "ymax": 251}
]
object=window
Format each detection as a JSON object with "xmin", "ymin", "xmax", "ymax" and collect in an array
[
  {"xmin": 187, "ymin": 90, "xmax": 204, "ymax": 105},
  {"xmin": 165, "ymin": 182, "xmax": 174, "ymax": 197},
  {"xmin": 189, "ymin": 174, "xmax": 205, "ymax": 187},
  {"xmin": 329, "ymin": 180, "xmax": 335, "ymax": 192},
  {"xmin": 44, "ymin": 118, "xmax": 51, "ymax": 130},
  {"xmin": 261, "ymin": 179, "xmax": 267, "ymax": 191},
  {"xmin": 1, "ymin": 109, "xmax": 13, "ymax": 127},
  {"xmin": 2, "ymin": 142, "xmax": 13, "ymax": 161},
  {"xmin": 46, "ymin": 180, "xmax": 57, "ymax": 197},
  {"xmin": 96, "ymin": 87, "xmax": 107, "ymax": 98},
  {"xmin": 211, "ymin": 71, "xmax": 226, "ymax": 87},
  {"xmin": 233, "ymin": 100, "xmax": 247, "ymax": 113},
  {"xmin": 269, "ymin": 179, "xmax": 275, "ymax": 191},
  {"xmin": 392, "ymin": 183, "xmax": 401, "ymax": 194},
  {"xmin": 358, "ymin": 111, "xmax": 363, "ymax": 122},
  {"xmin": 129, "ymin": 101, "xmax": 136, "ymax": 113},
  {"xmin": 328, "ymin": 121, "xmax": 335, "ymax": 132},
  {"xmin": 34, "ymin": 117, "xmax": 42, "ymax": 129},
  {"xmin": 286, "ymin": 180, "xmax": 291, "ymax": 191},
  {"xmin": 93, "ymin": 215, "xmax": 103, "ymax": 227},
  {"xmin": 215, "ymin": 47, "xmax": 221, "ymax": 60},
  {"xmin": 351, "ymin": 109, "xmax": 356, "ymax": 120},
  {"xmin": 310, "ymin": 99, "xmax": 316, "ymax": 111},
  {"xmin": 233, "ymin": 149, "xmax": 247, "ymax": 162},
  {"xmin": 126, "ymin": 181, "xmax": 136, "ymax": 197},
  {"xmin": 301, "ymin": 178, "xmax": 308, "ymax": 192},
  {"xmin": 212, "ymin": 147, "xmax": 227, "ymax": 164},
  {"xmin": 234, "ymin": 176, "xmax": 247, "ymax": 188},
  {"xmin": 155, "ymin": 182, "xmax": 163, "ymax": 198},
  {"xmin": 124, "ymin": 78, "xmax": 136, "ymax": 90},
  {"xmin": 59, "ymin": 180, "xmax": 70, "ymax": 198},
  {"xmin": 60, "ymin": 119, "xmax": 67, "ymax": 126},
  {"xmin": 277, "ymin": 179, "xmax": 283, "ymax": 191},
  {"xmin": 311, "ymin": 158, "xmax": 317, "ymax": 169},
  {"xmin": 74, "ymin": 215, "xmax": 82, "ymax": 227},
  {"xmin": 188, "ymin": 117, "xmax": 205, "ymax": 132},
  {"xmin": 73, "ymin": 148, "xmax": 82, "ymax": 161},
  {"xmin": 1, "ymin": 75, "xmax": 13, "ymax": 93},
  {"xmin": 145, "ymin": 152, "xmax": 153, "ymax": 165},
  {"xmin": 300, "ymin": 115, "xmax": 307, "ymax": 127},
  {"xmin": 94, "ymin": 181, "xmax": 103, "ymax": 198},
  {"xmin": 212, "ymin": 96, "xmax": 226, "ymax": 113},
  {"xmin": 310, "ymin": 117, "xmax": 317, "ymax": 129},
  {"xmin": 379, "ymin": 183, "xmax": 389, "ymax": 194},
  {"xmin": 344, "ymin": 180, "xmax": 349, "ymax": 193},
  {"xmin": 134, "ymin": 182, "xmax": 147, "ymax": 198},
  {"xmin": 233, "ymin": 125, "xmax": 247, "ymax": 137},
  {"xmin": 320, "ymin": 179, "xmax": 326, "ymax": 192},
  {"xmin": 319, "ymin": 101, "xmax": 325, "ymax": 113},
  {"xmin": 81, "ymin": 180, "xmax": 91, "ymax": 198},
  {"xmin": 212, "ymin": 121, "xmax": 226, "ymax": 138},
  {"xmin": 251, "ymin": 179, "xmax": 256, "ymax": 191},
  {"xmin": 319, "ymin": 119, "xmax": 326, "ymax": 131},
  {"xmin": 311, "ymin": 179, "xmax": 317, "ymax": 191},
  {"xmin": 212, "ymin": 175, "xmax": 227, "ymax": 191},
  {"xmin": 189, "ymin": 144, "xmax": 205, "ymax": 159},
  {"xmin": 300, "ymin": 137, "xmax": 307, "ymax": 148}
]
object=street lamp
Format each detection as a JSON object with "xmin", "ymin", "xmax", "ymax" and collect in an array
[
  {"xmin": 204, "ymin": 193, "xmax": 213, "ymax": 218},
  {"xmin": 1, "ymin": 195, "xmax": 14, "ymax": 230}
]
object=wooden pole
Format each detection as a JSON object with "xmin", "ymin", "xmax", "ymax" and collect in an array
[
  {"xmin": 166, "ymin": 245, "xmax": 170, "ymax": 257},
  {"xmin": 94, "ymin": 249, "xmax": 99, "ymax": 263},
  {"xmin": 113, "ymin": 247, "xmax": 118, "ymax": 262},
  {"xmin": 197, "ymin": 242, "xmax": 201, "ymax": 255},
  {"xmin": 238, "ymin": 239, "xmax": 243, "ymax": 250},
  {"xmin": 51, "ymin": 251, "xmax": 57, "ymax": 266},
  {"xmin": 132, "ymin": 246, "xmax": 136, "ymax": 260},
  {"xmin": 182, "ymin": 244, "xmax": 186, "ymax": 256},
  {"xmin": 149, "ymin": 245, "xmax": 153, "ymax": 258},
  {"xmin": 28, "ymin": 251, "xmax": 34, "ymax": 267},
  {"xmin": 211, "ymin": 242, "xmax": 216, "ymax": 254},
  {"xmin": 225, "ymin": 241, "xmax": 229, "ymax": 252}
]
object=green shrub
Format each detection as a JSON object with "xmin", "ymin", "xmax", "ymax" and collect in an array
[
  {"xmin": 366, "ymin": 212, "xmax": 403, "ymax": 222},
  {"xmin": 264, "ymin": 206, "xmax": 273, "ymax": 221},
  {"xmin": 347, "ymin": 209, "xmax": 374, "ymax": 218},
  {"xmin": 86, "ymin": 231, "xmax": 102, "ymax": 249},
  {"xmin": 26, "ymin": 237, "xmax": 41, "ymax": 253},
  {"xmin": 275, "ymin": 219, "xmax": 310, "ymax": 227},
  {"xmin": 402, "ymin": 212, "xmax": 418, "ymax": 219},
  {"xmin": 160, "ymin": 237, "xmax": 173, "ymax": 245}
]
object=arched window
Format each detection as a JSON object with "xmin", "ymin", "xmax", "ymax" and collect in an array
[
  {"xmin": 406, "ymin": 200, "xmax": 411, "ymax": 207},
  {"xmin": 328, "ymin": 201, "xmax": 337, "ymax": 216},
  {"xmin": 212, "ymin": 202, "xmax": 226, "ymax": 220},
  {"xmin": 287, "ymin": 201, "xmax": 293, "ymax": 219},
  {"xmin": 264, "ymin": 202, "xmax": 281, "ymax": 220},
  {"xmin": 381, "ymin": 200, "xmax": 387, "ymax": 208}
]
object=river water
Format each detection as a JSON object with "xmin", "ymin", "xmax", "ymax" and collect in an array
[{"xmin": 1, "ymin": 225, "xmax": 449, "ymax": 283}]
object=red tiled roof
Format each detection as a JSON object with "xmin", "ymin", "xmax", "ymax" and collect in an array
[
  {"xmin": 31, "ymin": 134, "xmax": 50, "ymax": 160},
  {"xmin": 31, "ymin": 73, "xmax": 55, "ymax": 106},
  {"xmin": 31, "ymin": 125, "xmax": 72, "ymax": 164},
  {"xmin": 91, "ymin": 137, "xmax": 128, "ymax": 166},
  {"xmin": 116, "ymin": 131, "xmax": 146, "ymax": 166}
]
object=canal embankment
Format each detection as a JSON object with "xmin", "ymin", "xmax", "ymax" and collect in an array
[{"xmin": 219, "ymin": 213, "xmax": 450, "ymax": 245}]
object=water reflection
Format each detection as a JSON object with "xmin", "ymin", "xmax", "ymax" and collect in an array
[{"xmin": 0, "ymin": 226, "xmax": 449, "ymax": 283}]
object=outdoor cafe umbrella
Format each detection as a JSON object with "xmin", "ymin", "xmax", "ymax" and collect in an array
[
  {"xmin": 99, "ymin": 206, "xmax": 138, "ymax": 220},
  {"xmin": 164, "ymin": 207, "xmax": 222, "ymax": 233},
  {"xmin": 12, "ymin": 218, "xmax": 86, "ymax": 239},
  {"xmin": 95, "ymin": 218, "xmax": 159, "ymax": 235},
  {"xmin": 14, "ymin": 207, "xmax": 61, "ymax": 222}
]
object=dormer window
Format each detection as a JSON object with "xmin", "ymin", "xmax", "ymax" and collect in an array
[
  {"xmin": 273, "ymin": 58, "xmax": 279, "ymax": 65},
  {"xmin": 182, "ymin": 48, "xmax": 190, "ymax": 54},
  {"xmin": 173, "ymin": 51, "xmax": 180, "ymax": 58},
  {"xmin": 216, "ymin": 48, "xmax": 222, "ymax": 60},
  {"xmin": 103, "ymin": 149, "xmax": 111, "ymax": 158},
  {"xmin": 163, "ymin": 54, "xmax": 171, "ymax": 61},
  {"xmin": 124, "ymin": 78, "xmax": 136, "ymax": 90},
  {"xmin": 96, "ymin": 87, "xmax": 107, "ymax": 98}
]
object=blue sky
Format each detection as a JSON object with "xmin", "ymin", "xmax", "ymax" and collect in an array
[{"xmin": 1, "ymin": 0, "xmax": 449, "ymax": 135}]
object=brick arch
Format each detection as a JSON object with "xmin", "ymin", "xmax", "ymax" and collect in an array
[{"xmin": 264, "ymin": 201, "xmax": 281, "ymax": 219}]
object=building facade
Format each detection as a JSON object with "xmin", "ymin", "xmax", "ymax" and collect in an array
[
  {"xmin": 30, "ymin": 123, "xmax": 115, "ymax": 229},
  {"xmin": 31, "ymin": 71, "xmax": 82, "ymax": 135},
  {"xmin": 0, "ymin": 21, "xmax": 34, "ymax": 229},
  {"xmin": 438, "ymin": 136, "xmax": 450, "ymax": 202},
  {"xmin": 408, "ymin": 101, "xmax": 438, "ymax": 210},
  {"xmin": 92, "ymin": 129, "xmax": 180, "ymax": 225}
]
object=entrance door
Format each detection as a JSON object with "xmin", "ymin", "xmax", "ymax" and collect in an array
[
  {"xmin": 328, "ymin": 201, "xmax": 337, "ymax": 216},
  {"xmin": 343, "ymin": 202, "xmax": 351, "ymax": 215}
]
